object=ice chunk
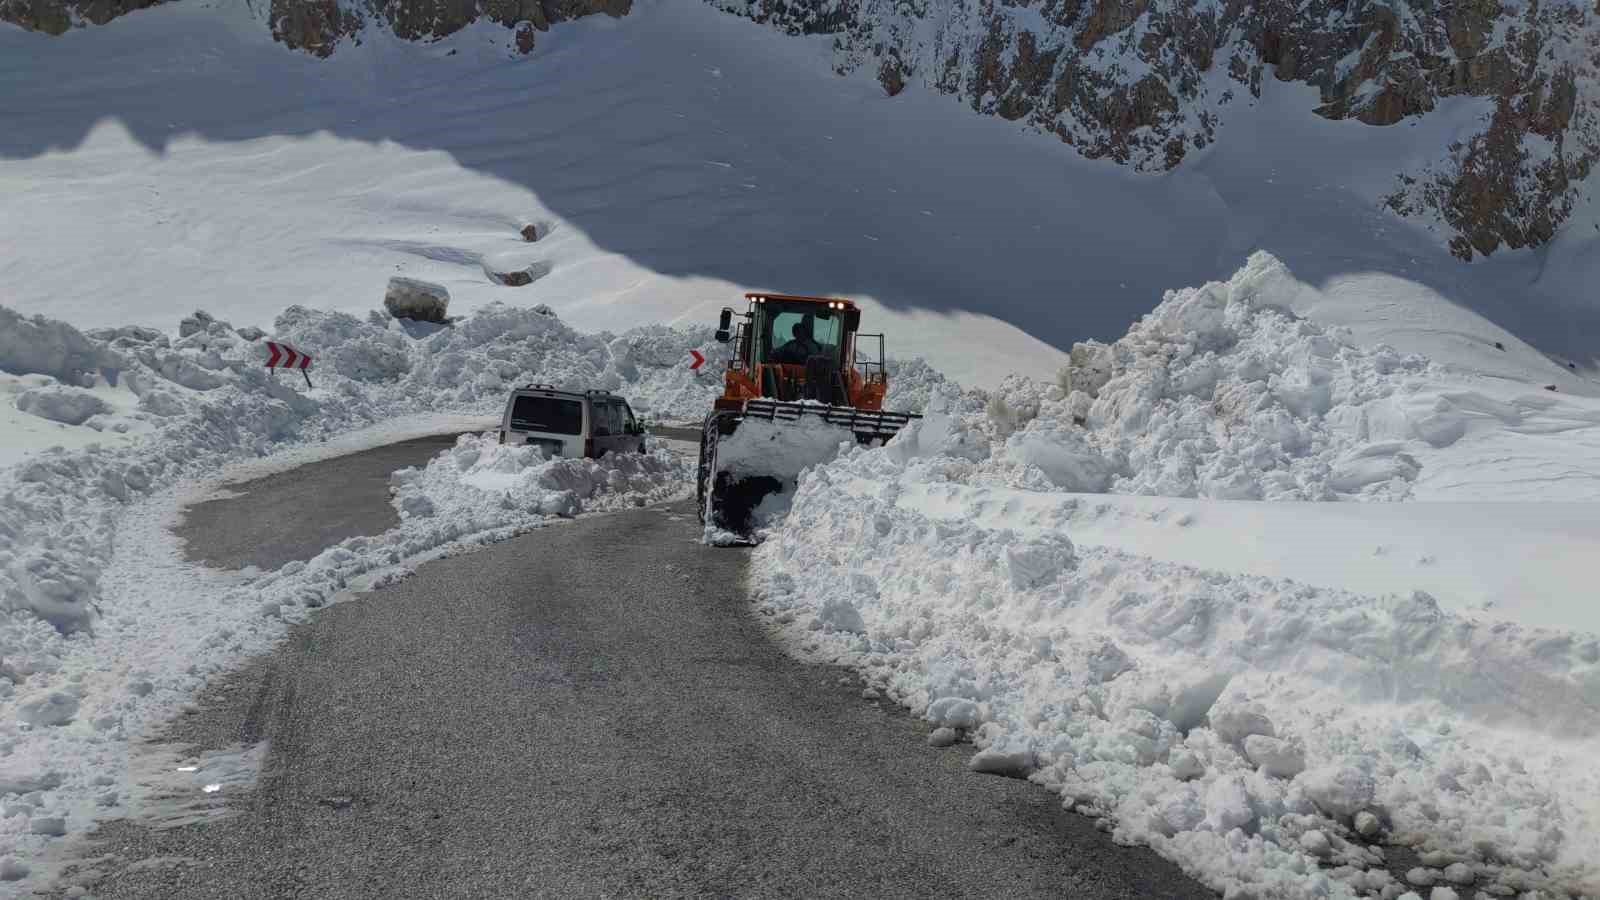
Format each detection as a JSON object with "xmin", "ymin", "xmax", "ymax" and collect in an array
[
  {"xmin": 0, "ymin": 306, "xmax": 107, "ymax": 383},
  {"xmin": 1208, "ymin": 701, "xmax": 1275, "ymax": 744},
  {"xmin": 815, "ymin": 598, "xmax": 865, "ymax": 634},
  {"xmin": 1004, "ymin": 533, "xmax": 1076, "ymax": 590},
  {"xmin": 1300, "ymin": 829, "xmax": 1332, "ymax": 858},
  {"xmin": 1003, "ymin": 421, "xmax": 1115, "ymax": 491},
  {"xmin": 927, "ymin": 697, "xmax": 982, "ymax": 729},
  {"xmin": 1243, "ymin": 735, "xmax": 1305, "ymax": 778},
  {"xmin": 1300, "ymin": 764, "xmax": 1376, "ymax": 819},
  {"xmin": 14, "ymin": 384, "xmax": 112, "ymax": 426},
  {"xmin": 1203, "ymin": 773, "xmax": 1256, "ymax": 833},
  {"xmin": 968, "ymin": 748, "xmax": 1033, "ymax": 778}
]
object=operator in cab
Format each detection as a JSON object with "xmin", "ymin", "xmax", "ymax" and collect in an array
[{"xmin": 772, "ymin": 314, "xmax": 826, "ymax": 365}]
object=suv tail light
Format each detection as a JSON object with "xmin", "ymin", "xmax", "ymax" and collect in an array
[{"xmin": 584, "ymin": 438, "xmax": 595, "ymax": 458}]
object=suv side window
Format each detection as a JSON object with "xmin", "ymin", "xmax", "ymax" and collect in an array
[
  {"xmin": 620, "ymin": 402, "xmax": 639, "ymax": 434},
  {"xmin": 590, "ymin": 399, "xmax": 612, "ymax": 436}
]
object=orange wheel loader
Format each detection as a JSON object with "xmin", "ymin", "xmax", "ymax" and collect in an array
[{"xmin": 696, "ymin": 293, "xmax": 921, "ymax": 538}]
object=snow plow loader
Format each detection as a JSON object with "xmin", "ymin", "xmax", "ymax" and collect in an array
[{"xmin": 697, "ymin": 292, "xmax": 920, "ymax": 537}]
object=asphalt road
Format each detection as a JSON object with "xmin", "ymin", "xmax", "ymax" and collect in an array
[{"xmin": 57, "ymin": 437, "xmax": 1212, "ymax": 900}]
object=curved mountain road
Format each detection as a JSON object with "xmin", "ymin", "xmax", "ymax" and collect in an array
[{"xmin": 56, "ymin": 433, "xmax": 1212, "ymax": 900}]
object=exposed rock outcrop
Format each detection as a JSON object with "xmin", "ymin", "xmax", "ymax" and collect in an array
[
  {"xmin": 0, "ymin": 0, "xmax": 162, "ymax": 34},
  {"xmin": 712, "ymin": 0, "xmax": 1599, "ymax": 259},
  {"xmin": 262, "ymin": 0, "xmax": 631, "ymax": 56},
  {"xmin": 0, "ymin": 0, "xmax": 627, "ymax": 54}
]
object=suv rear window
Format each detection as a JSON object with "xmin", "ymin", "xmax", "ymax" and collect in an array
[{"xmin": 510, "ymin": 395, "xmax": 583, "ymax": 435}]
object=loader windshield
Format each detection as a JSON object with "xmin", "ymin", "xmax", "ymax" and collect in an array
[{"xmin": 757, "ymin": 302, "xmax": 844, "ymax": 366}]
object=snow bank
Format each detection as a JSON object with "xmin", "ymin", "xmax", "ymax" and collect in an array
[
  {"xmin": 0, "ymin": 426, "xmax": 689, "ymax": 891},
  {"xmin": 754, "ymin": 440, "xmax": 1600, "ymax": 898},
  {"xmin": 0, "ymin": 298, "xmax": 716, "ymax": 638},
  {"xmin": 749, "ymin": 254, "xmax": 1600, "ymax": 899}
]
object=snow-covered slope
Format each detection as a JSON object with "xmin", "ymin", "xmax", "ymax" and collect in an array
[{"xmin": 2, "ymin": 0, "xmax": 1597, "ymax": 387}]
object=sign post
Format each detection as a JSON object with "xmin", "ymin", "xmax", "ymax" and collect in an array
[{"xmin": 265, "ymin": 341, "xmax": 314, "ymax": 388}]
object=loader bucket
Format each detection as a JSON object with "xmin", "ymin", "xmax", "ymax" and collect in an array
[{"xmin": 697, "ymin": 400, "xmax": 919, "ymax": 539}]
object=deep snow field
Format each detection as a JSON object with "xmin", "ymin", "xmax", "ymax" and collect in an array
[{"xmin": 3, "ymin": 0, "xmax": 1600, "ymax": 897}]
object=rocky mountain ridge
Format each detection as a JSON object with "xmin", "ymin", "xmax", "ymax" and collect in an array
[{"xmin": 3, "ymin": 0, "xmax": 1596, "ymax": 260}]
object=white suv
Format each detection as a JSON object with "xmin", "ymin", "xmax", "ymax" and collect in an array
[{"xmin": 498, "ymin": 385, "xmax": 646, "ymax": 458}]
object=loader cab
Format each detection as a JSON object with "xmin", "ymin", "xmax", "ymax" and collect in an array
[
  {"xmin": 754, "ymin": 302, "xmax": 847, "ymax": 367},
  {"xmin": 712, "ymin": 292, "xmax": 889, "ymax": 412}
]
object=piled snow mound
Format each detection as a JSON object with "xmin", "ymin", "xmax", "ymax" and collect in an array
[
  {"xmin": 746, "ymin": 254, "xmax": 1600, "ymax": 898},
  {"xmin": 712, "ymin": 418, "xmax": 857, "ymax": 483},
  {"xmin": 900, "ymin": 252, "xmax": 1600, "ymax": 503},
  {"xmin": 391, "ymin": 432, "xmax": 688, "ymax": 522},
  {"xmin": 883, "ymin": 357, "xmax": 958, "ymax": 415},
  {"xmin": 753, "ymin": 440, "xmax": 1600, "ymax": 899}
]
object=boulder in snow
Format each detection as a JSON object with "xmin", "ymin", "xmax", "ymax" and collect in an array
[{"xmin": 383, "ymin": 277, "xmax": 451, "ymax": 323}]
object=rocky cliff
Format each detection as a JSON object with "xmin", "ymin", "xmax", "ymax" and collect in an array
[
  {"xmin": 4, "ymin": 0, "xmax": 1595, "ymax": 260},
  {"xmin": 0, "ymin": 0, "xmax": 628, "ymax": 53},
  {"xmin": 711, "ymin": 0, "xmax": 1599, "ymax": 260}
]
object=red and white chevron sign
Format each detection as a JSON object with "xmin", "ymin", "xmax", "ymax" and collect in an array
[
  {"xmin": 265, "ymin": 341, "xmax": 312, "ymax": 371},
  {"xmin": 265, "ymin": 341, "xmax": 314, "ymax": 387}
]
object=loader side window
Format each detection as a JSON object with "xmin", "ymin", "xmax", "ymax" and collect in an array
[{"xmin": 510, "ymin": 396, "xmax": 583, "ymax": 435}]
